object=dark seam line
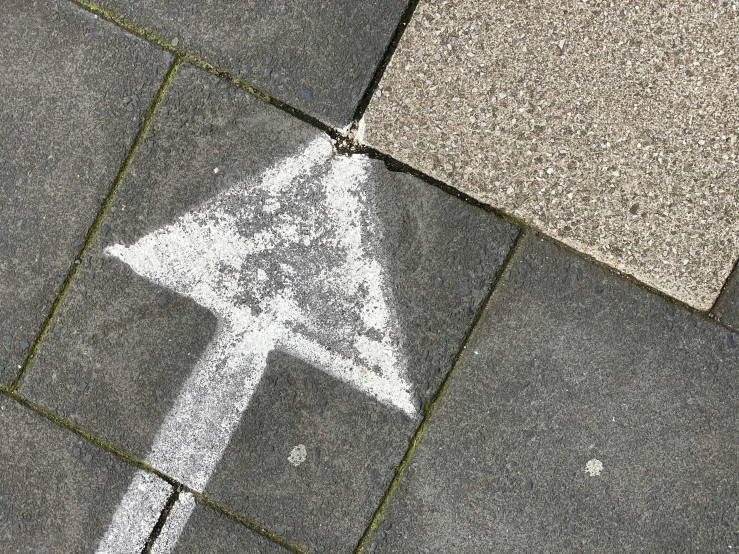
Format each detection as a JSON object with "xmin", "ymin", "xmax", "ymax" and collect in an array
[
  {"xmin": 141, "ymin": 488, "xmax": 180, "ymax": 554},
  {"xmin": 0, "ymin": 385, "xmax": 310, "ymax": 553},
  {"xmin": 352, "ymin": 229, "xmax": 526, "ymax": 554},
  {"xmin": 63, "ymin": 0, "xmax": 739, "ymax": 330},
  {"xmin": 709, "ymin": 256, "xmax": 739, "ymax": 318},
  {"xmin": 349, "ymin": 0, "xmax": 421, "ymax": 132},
  {"xmin": 9, "ymin": 57, "xmax": 183, "ymax": 392}
]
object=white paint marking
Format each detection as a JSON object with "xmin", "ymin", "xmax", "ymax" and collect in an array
[
  {"xmin": 98, "ymin": 137, "xmax": 416, "ymax": 553},
  {"xmin": 585, "ymin": 459, "xmax": 604, "ymax": 477},
  {"xmin": 149, "ymin": 493, "xmax": 197, "ymax": 554},
  {"xmin": 96, "ymin": 472, "xmax": 171, "ymax": 554},
  {"xmin": 288, "ymin": 444, "xmax": 308, "ymax": 467}
]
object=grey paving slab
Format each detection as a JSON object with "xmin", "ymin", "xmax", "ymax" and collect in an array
[
  {"xmin": 21, "ymin": 66, "xmax": 518, "ymax": 552},
  {"xmin": 363, "ymin": 0, "xmax": 739, "ymax": 310},
  {"xmin": 0, "ymin": 394, "xmax": 172, "ymax": 553},
  {"xmin": 95, "ymin": 0, "xmax": 408, "ymax": 127},
  {"xmin": 713, "ymin": 260, "xmax": 739, "ymax": 330},
  {"xmin": 153, "ymin": 494, "xmax": 287, "ymax": 553},
  {"xmin": 369, "ymin": 233, "xmax": 739, "ymax": 553},
  {"xmin": 0, "ymin": 0, "xmax": 172, "ymax": 385}
]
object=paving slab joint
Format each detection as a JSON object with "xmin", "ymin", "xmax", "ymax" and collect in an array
[
  {"xmin": 60, "ymin": 0, "xmax": 739, "ymax": 326},
  {"xmin": 709, "ymin": 256, "xmax": 739, "ymax": 318},
  {"xmin": 348, "ymin": 0, "xmax": 420, "ymax": 135},
  {"xmin": 352, "ymin": 229, "xmax": 526, "ymax": 554},
  {"xmin": 8, "ymin": 56, "xmax": 183, "ymax": 392},
  {"xmin": 141, "ymin": 488, "xmax": 180, "ymax": 554},
  {"xmin": 0, "ymin": 388, "xmax": 179, "ymax": 485},
  {"xmin": 66, "ymin": 0, "xmax": 345, "ymax": 142},
  {"xmin": 189, "ymin": 491, "xmax": 312, "ymax": 554},
  {"xmin": 0, "ymin": 386, "xmax": 313, "ymax": 553}
]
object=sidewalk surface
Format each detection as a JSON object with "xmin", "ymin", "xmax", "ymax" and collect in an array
[{"xmin": 1, "ymin": 1, "xmax": 737, "ymax": 553}]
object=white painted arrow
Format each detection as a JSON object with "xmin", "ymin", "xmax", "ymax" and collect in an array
[{"xmin": 96, "ymin": 137, "xmax": 416, "ymax": 553}]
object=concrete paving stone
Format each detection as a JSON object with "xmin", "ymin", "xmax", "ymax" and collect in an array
[
  {"xmin": 21, "ymin": 66, "xmax": 518, "ymax": 552},
  {"xmin": 0, "ymin": 0, "xmax": 172, "ymax": 384},
  {"xmin": 0, "ymin": 394, "xmax": 172, "ymax": 553},
  {"xmin": 712, "ymin": 261, "xmax": 739, "ymax": 330},
  {"xmin": 153, "ymin": 494, "xmax": 288, "ymax": 553},
  {"xmin": 363, "ymin": 0, "xmax": 739, "ymax": 310},
  {"xmin": 369, "ymin": 233, "xmax": 739, "ymax": 553},
  {"xmin": 96, "ymin": 0, "xmax": 409, "ymax": 127}
]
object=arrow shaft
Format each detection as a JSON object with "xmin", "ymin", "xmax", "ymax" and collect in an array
[{"xmin": 96, "ymin": 325, "xmax": 269, "ymax": 553}]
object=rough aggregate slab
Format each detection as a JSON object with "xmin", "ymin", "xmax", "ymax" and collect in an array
[{"xmin": 363, "ymin": 0, "xmax": 739, "ymax": 310}]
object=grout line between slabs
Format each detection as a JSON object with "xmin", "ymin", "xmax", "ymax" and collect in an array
[
  {"xmin": 0, "ymin": 384, "xmax": 312, "ymax": 554},
  {"xmin": 141, "ymin": 488, "xmax": 180, "ymax": 554},
  {"xmin": 709, "ymin": 256, "xmax": 739, "ymax": 318},
  {"xmin": 62, "ymin": 0, "xmax": 739, "ymax": 331},
  {"xmin": 348, "ymin": 0, "xmax": 420, "ymax": 133},
  {"xmin": 9, "ymin": 57, "xmax": 183, "ymax": 392},
  {"xmin": 66, "ymin": 0, "xmax": 340, "ymax": 140},
  {"xmin": 189, "ymin": 492, "xmax": 312, "ymax": 554},
  {"xmin": 0, "ymin": 386, "xmax": 181, "ymax": 485},
  {"xmin": 352, "ymin": 229, "xmax": 526, "ymax": 554}
]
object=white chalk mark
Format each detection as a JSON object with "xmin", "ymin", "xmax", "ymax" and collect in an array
[
  {"xmin": 149, "ymin": 493, "xmax": 197, "ymax": 554},
  {"xmin": 288, "ymin": 444, "xmax": 308, "ymax": 467},
  {"xmin": 96, "ymin": 472, "xmax": 172, "ymax": 553},
  {"xmin": 97, "ymin": 137, "xmax": 416, "ymax": 553},
  {"xmin": 585, "ymin": 459, "xmax": 604, "ymax": 477}
]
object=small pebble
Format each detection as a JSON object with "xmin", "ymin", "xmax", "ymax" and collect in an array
[
  {"xmin": 728, "ymin": 334, "xmax": 737, "ymax": 349},
  {"xmin": 83, "ymin": 454, "xmax": 92, "ymax": 463},
  {"xmin": 73, "ymin": 447, "xmax": 81, "ymax": 457},
  {"xmin": 300, "ymin": 89, "xmax": 313, "ymax": 102},
  {"xmin": 102, "ymin": 223, "xmax": 111, "ymax": 237},
  {"xmin": 158, "ymin": 294, "xmax": 169, "ymax": 306},
  {"xmin": 19, "ymin": 340, "xmax": 30, "ymax": 350},
  {"xmin": 0, "ymin": 365, "xmax": 4, "ymax": 373},
  {"xmin": 171, "ymin": 37, "xmax": 179, "ymax": 47},
  {"xmin": 524, "ymin": 479, "xmax": 534, "ymax": 490},
  {"xmin": 76, "ymin": 382, "xmax": 87, "ymax": 393},
  {"xmin": 435, "ymin": 277, "xmax": 444, "ymax": 288},
  {"xmin": 594, "ymin": 284, "xmax": 605, "ymax": 294}
]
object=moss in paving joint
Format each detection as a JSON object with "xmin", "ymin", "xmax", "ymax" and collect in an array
[
  {"xmin": 188, "ymin": 490, "xmax": 312, "ymax": 554},
  {"xmin": 66, "ymin": 0, "xmax": 339, "ymax": 140},
  {"xmin": 352, "ymin": 231, "xmax": 525, "ymax": 554},
  {"xmin": 9, "ymin": 57, "xmax": 183, "ymax": 392},
  {"xmin": 0, "ymin": 384, "xmax": 310, "ymax": 554},
  {"xmin": 64, "ymin": 0, "xmax": 739, "ymax": 322},
  {"xmin": 0, "ymin": 388, "xmax": 178, "ymax": 485}
]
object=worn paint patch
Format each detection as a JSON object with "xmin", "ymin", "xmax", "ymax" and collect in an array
[
  {"xmin": 97, "ymin": 137, "xmax": 416, "ymax": 552},
  {"xmin": 288, "ymin": 444, "xmax": 308, "ymax": 467},
  {"xmin": 585, "ymin": 459, "xmax": 604, "ymax": 477}
]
